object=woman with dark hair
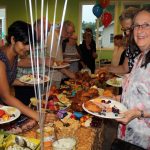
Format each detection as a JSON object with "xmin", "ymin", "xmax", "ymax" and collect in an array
[
  {"xmin": 0, "ymin": 21, "xmax": 54, "ymax": 122},
  {"xmin": 112, "ymin": 7, "xmax": 150, "ymax": 149}
]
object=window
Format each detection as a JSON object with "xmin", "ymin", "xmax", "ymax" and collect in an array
[
  {"xmin": 110, "ymin": 33, "xmax": 114, "ymax": 43},
  {"xmin": 0, "ymin": 8, "xmax": 6, "ymax": 41},
  {"xmin": 123, "ymin": 1, "xmax": 150, "ymax": 9},
  {"xmin": 79, "ymin": 1, "xmax": 117, "ymax": 50}
]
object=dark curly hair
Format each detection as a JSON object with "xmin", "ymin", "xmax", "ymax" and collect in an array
[
  {"xmin": 6, "ymin": 20, "xmax": 35, "ymax": 45},
  {"xmin": 130, "ymin": 7, "xmax": 150, "ymax": 68}
]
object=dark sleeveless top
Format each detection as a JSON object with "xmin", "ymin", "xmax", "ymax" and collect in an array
[{"xmin": 0, "ymin": 51, "xmax": 18, "ymax": 85}]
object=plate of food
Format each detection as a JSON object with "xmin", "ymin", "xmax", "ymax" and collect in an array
[
  {"xmin": 0, "ymin": 106, "xmax": 21, "ymax": 124},
  {"xmin": 19, "ymin": 74, "xmax": 49, "ymax": 85},
  {"xmin": 82, "ymin": 97, "xmax": 127, "ymax": 119},
  {"xmin": 30, "ymin": 94, "xmax": 71, "ymax": 112},
  {"xmin": 64, "ymin": 58, "xmax": 80, "ymax": 62},
  {"xmin": 106, "ymin": 77, "xmax": 122, "ymax": 87},
  {"xmin": 51, "ymin": 61, "xmax": 70, "ymax": 69}
]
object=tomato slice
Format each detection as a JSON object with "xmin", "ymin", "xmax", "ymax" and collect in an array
[{"xmin": 0, "ymin": 109, "xmax": 5, "ymax": 117}]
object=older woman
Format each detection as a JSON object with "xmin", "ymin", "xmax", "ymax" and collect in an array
[
  {"xmin": 0, "ymin": 21, "xmax": 55, "ymax": 123},
  {"xmin": 115, "ymin": 7, "xmax": 150, "ymax": 149}
]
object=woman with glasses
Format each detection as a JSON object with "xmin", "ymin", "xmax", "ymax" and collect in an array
[
  {"xmin": 112, "ymin": 7, "xmax": 150, "ymax": 149},
  {"xmin": 108, "ymin": 7, "xmax": 141, "ymax": 74},
  {"xmin": 62, "ymin": 33, "xmax": 80, "ymax": 72}
]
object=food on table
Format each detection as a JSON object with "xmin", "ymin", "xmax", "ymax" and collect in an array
[
  {"xmin": 36, "ymin": 126, "xmax": 55, "ymax": 149},
  {"xmin": 75, "ymin": 127, "xmax": 95, "ymax": 150},
  {"xmin": 80, "ymin": 115, "xmax": 92, "ymax": 127},
  {"xmin": 71, "ymin": 87, "xmax": 100, "ymax": 112},
  {"xmin": 5, "ymin": 135, "xmax": 40, "ymax": 150},
  {"xmin": 30, "ymin": 93, "xmax": 71, "ymax": 112},
  {"xmin": 6, "ymin": 119, "xmax": 37, "ymax": 134},
  {"xmin": 84, "ymin": 101, "xmax": 102, "ymax": 113},
  {"xmin": 52, "ymin": 137, "xmax": 76, "ymax": 150},
  {"xmin": 54, "ymin": 118, "xmax": 80, "ymax": 138}
]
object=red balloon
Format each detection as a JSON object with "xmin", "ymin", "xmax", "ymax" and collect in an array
[
  {"xmin": 99, "ymin": 0, "xmax": 110, "ymax": 8},
  {"xmin": 101, "ymin": 12, "xmax": 112, "ymax": 28}
]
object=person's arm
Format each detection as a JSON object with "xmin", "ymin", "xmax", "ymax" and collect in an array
[
  {"xmin": 108, "ymin": 57, "xmax": 129, "ymax": 74},
  {"xmin": 116, "ymin": 108, "xmax": 150, "ymax": 125},
  {"xmin": 60, "ymin": 68, "xmax": 76, "ymax": 79},
  {"xmin": 0, "ymin": 61, "xmax": 38, "ymax": 121},
  {"xmin": 18, "ymin": 57, "xmax": 32, "ymax": 67}
]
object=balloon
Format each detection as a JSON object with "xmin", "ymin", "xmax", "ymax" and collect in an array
[
  {"xmin": 99, "ymin": 0, "xmax": 110, "ymax": 8},
  {"xmin": 101, "ymin": 12, "xmax": 112, "ymax": 28},
  {"xmin": 92, "ymin": 4, "xmax": 103, "ymax": 18}
]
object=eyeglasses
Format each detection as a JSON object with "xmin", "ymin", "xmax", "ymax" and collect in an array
[{"xmin": 132, "ymin": 23, "xmax": 150, "ymax": 30}]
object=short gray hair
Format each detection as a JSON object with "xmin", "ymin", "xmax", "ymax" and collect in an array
[{"xmin": 119, "ymin": 7, "xmax": 139, "ymax": 22}]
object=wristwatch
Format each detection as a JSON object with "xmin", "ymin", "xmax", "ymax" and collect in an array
[{"xmin": 138, "ymin": 110, "xmax": 144, "ymax": 119}]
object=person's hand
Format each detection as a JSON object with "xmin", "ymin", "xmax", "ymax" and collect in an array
[
  {"xmin": 95, "ymin": 67, "xmax": 108, "ymax": 74},
  {"xmin": 45, "ymin": 57, "xmax": 54, "ymax": 67},
  {"xmin": 92, "ymin": 52, "xmax": 98, "ymax": 59},
  {"xmin": 112, "ymin": 95, "xmax": 121, "ymax": 102},
  {"xmin": 116, "ymin": 108, "xmax": 140, "ymax": 125}
]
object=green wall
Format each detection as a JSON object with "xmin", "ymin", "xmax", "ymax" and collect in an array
[
  {"xmin": 0, "ymin": 0, "xmax": 79, "ymax": 32},
  {"xmin": 0, "ymin": 0, "xmax": 123, "ymax": 59}
]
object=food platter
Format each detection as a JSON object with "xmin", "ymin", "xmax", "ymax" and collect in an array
[
  {"xmin": 19, "ymin": 74, "xmax": 49, "ymax": 85},
  {"xmin": 106, "ymin": 77, "xmax": 122, "ymax": 87},
  {"xmin": 30, "ymin": 94, "xmax": 71, "ymax": 112},
  {"xmin": 0, "ymin": 106, "xmax": 21, "ymax": 124},
  {"xmin": 82, "ymin": 97, "xmax": 127, "ymax": 119},
  {"xmin": 51, "ymin": 63, "xmax": 70, "ymax": 69}
]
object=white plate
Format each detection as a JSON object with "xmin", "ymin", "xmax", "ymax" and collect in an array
[
  {"xmin": 0, "ymin": 106, "xmax": 21, "ymax": 124},
  {"xmin": 51, "ymin": 63, "xmax": 70, "ymax": 69},
  {"xmin": 82, "ymin": 97, "xmax": 127, "ymax": 119},
  {"xmin": 106, "ymin": 77, "xmax": 122, "ymax": 87},
  {"xmin": 115, "ymin": 74, "xmax": 124, "ymax": 78},
  {"xmin": 63, "ymin": 52, "xmax": 77, "ymax": 56},
  {"xmin": 64, "ymin": 58, "xmax": 80, "ymax": 62},
  {"xmin": 19, "ymin": 74, "xmax": 49, "ymax": 85}
]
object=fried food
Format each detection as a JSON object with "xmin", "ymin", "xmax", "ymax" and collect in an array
[
  {"xmin": 103, "ymin": 89, "xmax": 113, "ymax": 97},
  {"xmin": 84, "ymin": 101, "xmax": 101, "ymax": 112}
]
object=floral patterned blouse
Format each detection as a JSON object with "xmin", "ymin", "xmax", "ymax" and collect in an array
[
  {"xmin": 0, "ymin": 51, "xmax": 18, "ymax": 85},
  {"xmin": 118, "ymin": 53, "xmax": 150, "ymax": 149}
]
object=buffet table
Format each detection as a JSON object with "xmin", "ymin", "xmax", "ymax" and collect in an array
[{"xmin": 0, "ymin": 70, "xmax": 121, "ymax": 149}]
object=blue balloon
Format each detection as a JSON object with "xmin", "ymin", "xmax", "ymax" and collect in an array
[{"xmin": 92, "ymin": 4, "xmax": 103, "ymax": 18}]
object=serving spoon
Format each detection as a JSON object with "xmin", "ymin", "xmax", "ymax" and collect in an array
[{"xmin": 15, "ymin": 136, "xmax": 32, "ymax": 150}]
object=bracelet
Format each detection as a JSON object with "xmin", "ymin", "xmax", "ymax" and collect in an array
[{"xmin": 138, "ymin": 110, "xmax": 144, "ymax": 119}]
